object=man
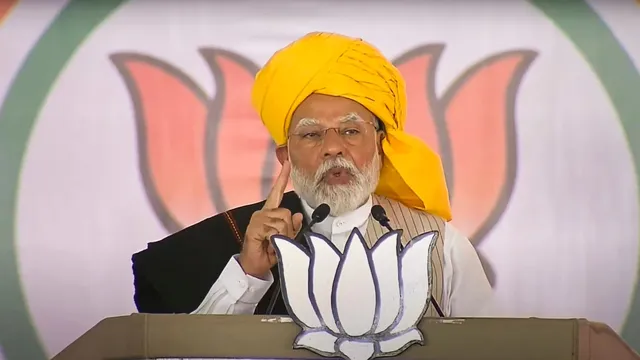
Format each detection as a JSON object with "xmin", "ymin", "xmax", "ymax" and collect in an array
[{"xmin": 131, "ymin": 32, "xmax": 493, "ymax": 317}]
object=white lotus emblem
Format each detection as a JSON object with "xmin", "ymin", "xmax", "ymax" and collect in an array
[{"xmin": 271, "ymin": 228, "xmax": 438, "ymax": 360}]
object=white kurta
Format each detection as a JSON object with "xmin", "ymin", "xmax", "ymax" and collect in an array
[{"xmin": 191, "ymin": 196, "xmax": 497, "ymax": 317}]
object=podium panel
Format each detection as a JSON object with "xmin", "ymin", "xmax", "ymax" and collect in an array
[{"xmin": 51, "ymin": 314, "xmax": 640, "ymax": 360}]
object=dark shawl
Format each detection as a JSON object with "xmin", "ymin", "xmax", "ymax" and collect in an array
[{"xmin": 131, "ymin": 191, "xmax": 305, "ymax": 315}]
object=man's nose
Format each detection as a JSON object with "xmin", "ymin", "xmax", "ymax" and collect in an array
[{"xmin": 321, "ymin": 128, "xmax": 346, "ymax": 158}]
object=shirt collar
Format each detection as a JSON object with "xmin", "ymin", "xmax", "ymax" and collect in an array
[{"xmin": 300, "ymin": 195, "xmax": 373, "ymax": 239}]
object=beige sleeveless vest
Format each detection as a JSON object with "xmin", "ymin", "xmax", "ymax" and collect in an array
[{"xmin": 362, "ymin": 194, "xmax": 446, "ymax": 317}]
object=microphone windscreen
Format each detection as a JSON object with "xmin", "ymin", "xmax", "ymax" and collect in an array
[
  {"xmin": 312, "ymin": 203, "xmax": 331, "ymax": 222},
  {"xmin": 371, "ymin": 204, "xmax": 388, "ymax": 223}
]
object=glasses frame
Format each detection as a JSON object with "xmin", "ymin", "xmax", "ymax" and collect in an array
[{"xmin": 287, "ymin": 121, "xmax": 380, "ymax": 149}]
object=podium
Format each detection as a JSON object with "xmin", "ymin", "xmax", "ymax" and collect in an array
[{"xmin": 51, "ymin": 314, "xmax": 640, "ymax": 360}]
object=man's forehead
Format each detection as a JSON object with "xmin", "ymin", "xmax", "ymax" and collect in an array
[{"xmin": 296, "ymin": 112, "xmax": 363, "ymax": 126}]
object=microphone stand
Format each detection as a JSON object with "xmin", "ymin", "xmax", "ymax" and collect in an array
[{"xmin": 370, "ymin": 205, "xmax": 446, "ymax": 318}]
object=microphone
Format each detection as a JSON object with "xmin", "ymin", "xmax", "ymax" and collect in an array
[
  {"xmin": 266, "ymin": 203, "xmax": 331, "ymax": 315},
  {"xmin": 370, "ymin": 205, "xmax": 446, "ymax": 318},
  {"xmin": 296, "ymin": 203, "xmax": 331, "ymax": 244},
  {"xmin": 371, "ymin": 204, "xmax": 393, "ymax": 232}
]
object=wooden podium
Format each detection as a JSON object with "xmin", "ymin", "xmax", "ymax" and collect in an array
[{"xmin": 51, "ymin": 314, "xmax": 640, "ymax": 360}]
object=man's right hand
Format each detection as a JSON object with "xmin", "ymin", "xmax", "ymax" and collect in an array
[{"xmin": 238, "ymin": 160, "xmax": 304, "ymax": 279}]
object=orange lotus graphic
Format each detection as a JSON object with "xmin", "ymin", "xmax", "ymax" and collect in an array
[
  {"xmin": 0, "ymin": 0, "xmax": 19, "ymax": 25},
  {"xmin": 111, "ymin": 45, "xmax": 536, "ymax": 283}
]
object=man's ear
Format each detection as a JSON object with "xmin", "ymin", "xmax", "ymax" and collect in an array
[
  {"xmin": 376, "ymin": 131, "xmax": 385, "ymax": 153},
  {"xmin": 275, "ymin": 145, "xmax": 289, "ymax": 165}
]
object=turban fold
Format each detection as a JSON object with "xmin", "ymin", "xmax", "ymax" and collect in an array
[{"xmin": 252, "ymin": 32, "xmax": 452, "ymax": 221}]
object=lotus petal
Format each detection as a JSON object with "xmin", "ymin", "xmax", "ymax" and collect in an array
[
  {"xmin": 110, "ymin": 53, "xmax": 212, "ymax": 231},
  {"xmin": 338, "ymin": 339, "xmax": 375, "ymax": 360},
  {"xmin": 441, "ymin": 50, "xmax": 536, "ymax": 242},
  {"xmin": 333, "ymin": 229, "xmax": 376, "ymax": 336},
  {"xmin": 0, "ymin": 1, "xmax": 19, "ymax": 25},
  {"xmin": 199, "ymin": 48, "xmax": 282, "ymax": 209},
  {"xmin": 294, "ymin": 330, "xmax": 338, "ymax": 355},
  {"xmin": 271, "ymin": 235, "xmax": 321, "ymax": 328},
  {"xmin": 390, "ymin": 232, "xmax": 438, "ymax": 334},
  {"xmin": 307, "ymin": 234, "xmax": 341, "ymax": 333},
  {"xmin": 379, "ymin": 328, "xmax": 423, "ymax": 354},
  {"xmin": 370, "ymin": 231, "xmax": 402, "ymax": 333}
]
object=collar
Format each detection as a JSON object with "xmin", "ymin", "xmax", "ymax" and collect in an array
[{"xmin": 300, "ymin": 195, "xmax": 373, "ymax": 239}]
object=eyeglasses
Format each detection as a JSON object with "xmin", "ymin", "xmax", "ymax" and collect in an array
[{"xmin": 289, "ymin": 121, "xmax": 378, "ymax": 149}]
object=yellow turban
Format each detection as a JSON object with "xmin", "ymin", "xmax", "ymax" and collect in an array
[{"xmin": 252, "ymin": 32, "xmax": 452, "ymax": 221}]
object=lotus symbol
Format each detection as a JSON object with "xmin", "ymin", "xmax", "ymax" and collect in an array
[{"xmin": 271, "ymin": 228, "xmax": 438, "ymax": 360}]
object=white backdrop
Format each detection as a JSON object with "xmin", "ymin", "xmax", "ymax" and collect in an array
[{"xmin": 1, "ymin": 0, "xmax": 640, "ymax": 358}]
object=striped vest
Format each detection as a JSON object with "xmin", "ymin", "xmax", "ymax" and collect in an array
[{"xmin": 363, "ymin": 194, "xmax": 446, "ymax": 317}]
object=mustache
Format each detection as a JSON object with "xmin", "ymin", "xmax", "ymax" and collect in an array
[{"xmin": 313, "ymin": 157, "xmax": 359, "ymax": 184}]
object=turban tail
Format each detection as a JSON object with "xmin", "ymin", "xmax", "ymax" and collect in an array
[{"xmin": 252, "ymin": 32, "xmax": 452, "ymax": 221}]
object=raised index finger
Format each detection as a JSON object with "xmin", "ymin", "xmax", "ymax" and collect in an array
[{"xmin": 263, "ymin": 160, "xmax": 291, "ymax": 209}]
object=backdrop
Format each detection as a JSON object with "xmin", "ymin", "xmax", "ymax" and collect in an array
[{"xmin": 1, "ymin": 0, "xmax": 640, "ymax": 359}]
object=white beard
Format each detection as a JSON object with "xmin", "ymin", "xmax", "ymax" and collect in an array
[{"xmin": 290, "ymin": 151, "xmax": 381, "ymax": 217}]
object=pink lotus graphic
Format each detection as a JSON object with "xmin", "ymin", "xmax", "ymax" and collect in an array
[{"xmin": 111, "ymin": 44, "xmax": 536, "ymax": 284}]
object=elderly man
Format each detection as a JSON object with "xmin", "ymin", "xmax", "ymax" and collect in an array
[{"xmin": 131, "ymin": 32, "xmax": 493, "ymax": 317}]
